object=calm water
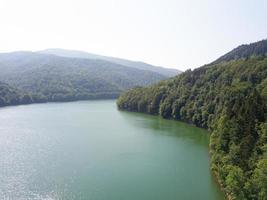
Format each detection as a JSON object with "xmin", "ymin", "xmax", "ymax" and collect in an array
[{"xmin": 0, "ymin": 100, "xmax": 224, "ymax": 200}]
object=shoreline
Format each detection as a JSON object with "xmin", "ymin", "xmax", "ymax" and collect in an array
[{"xmin": 0, "ymin": 97, "xmax": 118, "ymax": 109}]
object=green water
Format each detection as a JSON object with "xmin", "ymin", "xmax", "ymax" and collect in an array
[{"xmin": 0, "ymin": 100, "xmax": 224, "ymax": 200}]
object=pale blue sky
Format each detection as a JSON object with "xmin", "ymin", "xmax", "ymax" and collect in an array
[{"xmin": 0, "ymin": 0, "xmax": 266, "ymax": 70}]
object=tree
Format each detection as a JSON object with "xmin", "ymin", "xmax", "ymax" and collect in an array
[{"xmin": 225, "ymin": 165, "xmax": 246, "ymax": 200}]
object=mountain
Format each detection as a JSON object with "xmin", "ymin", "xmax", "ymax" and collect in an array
[
  {"xmin": 213, "ymin": 39, "xmax": 267, "ymax": 64},
  {"xmin": 38, "ymin": 48, "xmax": 181, "ymax": 77},
  {"xmin": 0, "ymin": 51, "xmax": 168, "ymax": 102},
  {"xmin": 117, "ymin": 40, "xmax": 267, "ymax": 199}
]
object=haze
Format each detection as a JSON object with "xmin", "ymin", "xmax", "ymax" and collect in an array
[{"xmin": 0, "ymin": 0, "xmax": 266, "ymax": 70}]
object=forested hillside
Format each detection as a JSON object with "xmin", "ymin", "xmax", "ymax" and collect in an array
[
  {"xmin": 0, "ymin": 52, "xmax": 169, "ymax": 103},
  {"xmin": 213, "ymin": 39, "xmax": 267, "ymax": 64},
  {"xmin": 117, "ymin": 40, "xmax": 267, "ymax": 200},
  {"xmin": 0, "ymin": 82, "xmax": 34, "ymax": 106},
  {"xmin": 39, "ymin": 48, "xmax": 181, "ymax": 77}
]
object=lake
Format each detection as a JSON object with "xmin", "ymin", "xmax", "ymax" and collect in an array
[{"xmin": 0, "ymin": 100, "xmax": 224, "ymax": 200}]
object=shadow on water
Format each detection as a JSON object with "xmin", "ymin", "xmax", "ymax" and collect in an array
[{"xmin": 118, "ymin": 110, "xmax": 209, "ymax": 146}]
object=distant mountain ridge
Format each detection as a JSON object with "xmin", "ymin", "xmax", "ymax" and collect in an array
[
  {"xmin": 38, "ymin": 48, "xmax": 181, "ymax": 77},
  {"xmin": 0, "ymin": 51, "xmax": 173, "ymax": 103}
]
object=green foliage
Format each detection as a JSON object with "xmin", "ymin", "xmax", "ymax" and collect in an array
[
  {"xmin": 0, "ymin": 52, "xmax": 167, "ymax": 105},
  {"xmin": 247, "ymin": 158, "xmax": 267, "ymax": 200},
  {"xmin": 225, "ymin": 165, "xmax": 246, "ymax": 199},
  {"xmin": 0, "ymin": 82, "xmax": 33, "ymax": 106},
  {"xmin": 117, "ymin": 56, "xmax": 267, "ymax": 199},
  {"xmin": 213, "ymin": 39, "xmax": 267, "ymax": 64}
]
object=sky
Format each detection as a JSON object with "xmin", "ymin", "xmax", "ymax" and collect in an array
[{"xmin": 0, "ymin": 0, "xmax": 266, "ymax": 70}]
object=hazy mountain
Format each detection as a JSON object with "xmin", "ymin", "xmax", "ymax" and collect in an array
[
  {"xmin": 39, "ymin": 48, "xmax": 181, "ymax": 77},
  {"xmin": 0, "ymin": 51, "xmax": 167, "ymax": 102},
  {"xmin": 213, "ymin": 39, "xmax": 267, "ymax": 64}
]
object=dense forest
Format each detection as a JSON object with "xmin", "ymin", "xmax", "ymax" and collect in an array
[
  {"xmin": 0, "ymin": 82, "xmax": 34, "ymax": 106},
  {"xmin": 0, "ymin": 51, "xmax": 177, "ymax": 105},
  {"xmin": 213, "ymin": 39, "xmax": 267, "ymax": 64},
  {"xmin": 117, "ymin": 40, "xmax": 267, "ymax": 200}
]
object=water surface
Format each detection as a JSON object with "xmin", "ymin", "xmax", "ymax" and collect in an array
[{"xmin": 0, "ymin": 100, "xmax": 224, "ymax": 200}]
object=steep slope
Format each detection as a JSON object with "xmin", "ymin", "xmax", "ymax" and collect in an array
[
  {"xmin": 117, "ymin": 40, "xmax": 267, "ymax": 200},
  {"xmin": 39, "ymin": 48, "xmax": 181, "ymax": 77},
  {"xmin": 0, "ymin": 52, "xmax": 167, "ymax": 102},
  {"xmin": 213, "ymin": 39, "xmax": 267, "ymax": 64}
]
